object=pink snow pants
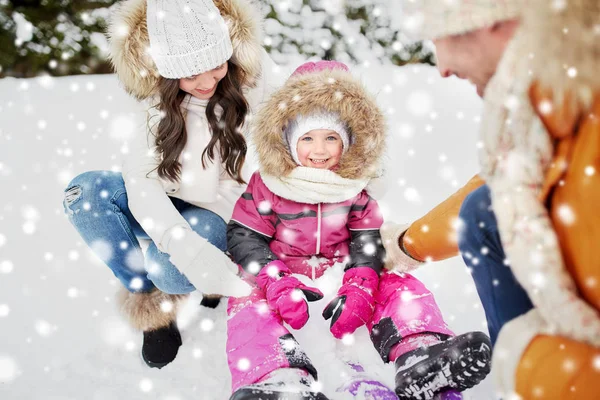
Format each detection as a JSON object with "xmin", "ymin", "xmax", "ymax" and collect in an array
[{"xmin": 226, "ymin": 270, "xmax": 454, "ymax": 392}]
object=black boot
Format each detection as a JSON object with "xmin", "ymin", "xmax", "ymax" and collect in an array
[
  {"xmin": 141, "ymin": 321, "xmax": 182, "ymax": 369},
  {"xmin": 395, "ymin": 331, "xmax": 492, "ymax": 400},
  {"xmin": 200, "ymin": 295, "xmax": 221, "ymax": 309},
  {"xmin": 230, "ymin": 369, "xmax": 329, "ymax": 400}
]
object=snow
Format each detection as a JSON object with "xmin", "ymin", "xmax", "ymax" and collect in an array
[{"xmin": 0, "ymin": 63, "xmax": 494, "ymax": 399}]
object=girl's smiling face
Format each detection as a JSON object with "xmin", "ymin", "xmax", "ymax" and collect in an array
[
  {"xmin": 296, "ymin": 129, "xmax": 343, "ymax": 170},
  {"xmin": 179, "ymin": 62, "xmax": 228, "ymax": 100}
]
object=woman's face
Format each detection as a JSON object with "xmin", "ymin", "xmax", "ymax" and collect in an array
[{"xmin": 179, "ymin": 62, "xmax": 229, "ymax": 100}]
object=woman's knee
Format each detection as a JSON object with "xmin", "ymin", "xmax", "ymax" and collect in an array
[
  {"xmin": 64, "ymin": 171, "xmax": 124, "ymax": 214},
  {"xmin": 182, "ymin": 209, "xmax": 227, "ymax": 251}
]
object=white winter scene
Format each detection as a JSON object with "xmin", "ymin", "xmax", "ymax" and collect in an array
[
  {"xmin": 0, "ymin": 62, "xmax": 494, "ymax": 399},
  {"xmin": 1, "ymin": 1, "xmax": 496, "ymax": 399}
]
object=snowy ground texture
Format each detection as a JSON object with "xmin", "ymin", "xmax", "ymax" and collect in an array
[{"xmin": 0, "ymin": 62, "xmax": 495, "ymax": 399}]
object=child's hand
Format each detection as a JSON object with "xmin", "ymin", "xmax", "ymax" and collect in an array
[
  {"xmin": 322, "ymin": 267, "xmax": 379, "ymax": 339},
  {"xmin": 256, "ymin": 260, "xmax": 324, "ymax": 329}
]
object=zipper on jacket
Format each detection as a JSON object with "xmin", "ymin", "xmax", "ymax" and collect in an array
[
  {"xmin": 316, "ymin": 203, "xmax": 322, "ymax": 255},
  {"xmin": 314, "ymin": 203, "xmax": 322, "ymax": 281}
]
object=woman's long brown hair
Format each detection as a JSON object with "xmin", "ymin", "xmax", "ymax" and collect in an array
[{"xmin": 150, "ymin": 61, "xmax": 249, "ymax": 184}]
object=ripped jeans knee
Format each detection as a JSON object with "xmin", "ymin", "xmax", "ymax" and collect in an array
[{"xmin": 63, "ymin": 185, "xmax": 83, "ymax": 215}]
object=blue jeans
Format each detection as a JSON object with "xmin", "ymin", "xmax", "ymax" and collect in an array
[
  {"xmin": 458, "ymin": 185, "xmax": 534, "ymax": 345},
  {"xmin": 63, "ymin": 171, "xmax": 227, "ymax": 295}
]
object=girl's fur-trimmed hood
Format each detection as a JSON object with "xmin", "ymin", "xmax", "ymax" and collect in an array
[
  {"xmin": 253, "ymin": 68, "xmax": 386, "ymax": 181},
  {"xmin": 521, "ymin": 0, "xmax": 600, "ymax": 108},
  {"xmin": 107, "ymin": 0, "xmax": 263, "ymax": 101}
]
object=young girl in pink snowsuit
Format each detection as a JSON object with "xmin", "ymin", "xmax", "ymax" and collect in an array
[{"xmin": 225, "ymin": 61, "xmax": 492, "ymax": 400}]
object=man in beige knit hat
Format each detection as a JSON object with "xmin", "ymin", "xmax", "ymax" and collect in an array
[
  {"xmin": 402, "ymin": 0, "xmax": 521, "ymax": 97},
  {"xmin": 383, "ymin": 0, "xmax": 527, "ymax": 348},
  {"xmin": 383, "ymin": 1, "xmax": 600, "ymax": 399}
]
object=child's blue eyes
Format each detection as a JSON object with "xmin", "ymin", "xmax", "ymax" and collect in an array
[{"xmin": 301, "ymin": 136, "xmax": 338, "ymax": 141}]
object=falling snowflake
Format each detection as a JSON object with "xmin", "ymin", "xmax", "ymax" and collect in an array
[
  {"xmin": 129, "ymin": 277, "xmax": 144, "ymax": 290},
  {"xmin": 90, "ymin": 240, "xmax": 113, "ymax": 263},
  {"xmin": 200, "ymin": 318, "xmax": 214, "ymax": 332},
  {"xmin": 562, "ymin": 358, "xmax": 576, "ymax": 372},
  {"xmin": 0, "ymin": 260, "xmax": 13, "ymax": 274},
  {"xmin": 160, "ymin": 300, "xmax": 174, "ymax": 313},
  {"xmin": 139, "ymin": 378, "xmax": 153, "ymax": 392},
  {"xmin": 0, "ymin": 355, "xmax": 19, "ymax": 383},
  {"xmin": 291, "ymin": 289, "xmax": 304, "ymax": 302},
  {"xmin": 68, "ymin": 250, "xmax": 80, "ymax": 261},
  {"xmin": 34, "ymin": 320, "xmax": 56, "ymax": 337},
  {"xmin": 237, "ymin": 358, "xmax": 251, "ymax": 371},
  {"xmin": 592, "ymin": 355, "xmax": 600, "ymax": 371},
  {"xmin": 584, "ymin": 166, "xmax": 595, "ymax": 176},
  {"xmin": 247, "ymin": 261, "xmax": 261, "ymax": 275},
  {"xmin": 342, "ymin": 334, "xmax": 355, "ymax": 346},
  {"xmin": 403, "ymin": 187, "xmax": 421, "ymax": 203},
  {"xmin": 363, "ymin": 243, "xmax": 376, "ymax": 255},
  {"xmin": 193, "ymin": 348, "xmax": 203, "ymax": 359},
  {"xmin": 556, "ymin": 204, "xmax": 576, "ymax": 226},
  {"xmin": 0, "ymin": 304, "xmax": 9, "ymax": 317},
  {"xmin": 125, "ymin": 341, "xmax": 136, "ymax": 352},
  {"xmin": 258, "ymin": 200, "xmax": 272, "ymax": 214}
]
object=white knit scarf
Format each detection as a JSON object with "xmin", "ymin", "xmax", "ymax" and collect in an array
[{"xmin": 260, "ymin": 167, "xmax": 370, "ymax": 204}]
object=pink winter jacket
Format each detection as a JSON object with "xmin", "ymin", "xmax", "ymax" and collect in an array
[{"xmin": 227, "ymin": 172, "xmax": 385, "ymax": 279}]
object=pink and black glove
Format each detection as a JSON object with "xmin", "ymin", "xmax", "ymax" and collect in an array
[
  {"xmin": 256, "ymin": 260, "xmax": 324, "ymax": 329},
  {"xmin": 322, "ymin": 267, "xmax": 379, "ymax": 339}
]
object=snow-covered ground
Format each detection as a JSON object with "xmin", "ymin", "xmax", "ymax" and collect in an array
[{"xmin": 0, "ymin": 62, "xmax": 494, "ymax": 399}]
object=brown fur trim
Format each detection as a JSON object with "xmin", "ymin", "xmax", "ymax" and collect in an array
[
  {"xmin": 521, "ymin": 0, "xmax": 600, "ymax": 108},
  {"xmin": 107, "ymin": 0, "xmax": 264, "ymax": 101},
  {"xmin": 253, "ymin": 69, "xmax": 386, "ymax": 180},
  {"xmin": 214, "ymin": 0, "xmax": 263, "ymax": 88},
  {"xmin": 116, "ymin": 287, "xmax": 188, "ymax": 331},
  {"xmin": 107, "ymin": 0, "xmax": 157, "ymax": 101}
]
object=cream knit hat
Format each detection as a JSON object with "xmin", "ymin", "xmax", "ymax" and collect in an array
[
  {"xmin": 401, "ymin": 0, "xmax": 522, "ymax": 41},
  {"xmin": 146, "ymin": 0, "xmax": 233, "ymax": 79},
  {"xmin": 284, "ymin": 112, "xmax": 351, "ymax": 166}
]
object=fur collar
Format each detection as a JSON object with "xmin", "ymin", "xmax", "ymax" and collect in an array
[
  {"xmin": 521, "ymin": 0, "xmax": 600, "ymax": 108},
  {"xmin": 107, "ymin": 0, "xmax": 263, "ymax": 101},
  {"xmin": 253, "ymin": 68, "xmax": 386, "ymax": 181}
]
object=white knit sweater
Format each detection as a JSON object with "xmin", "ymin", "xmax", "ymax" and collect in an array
[{"xmin": 122, "ymin": 50, "xmax": 286, "ymax": 257}]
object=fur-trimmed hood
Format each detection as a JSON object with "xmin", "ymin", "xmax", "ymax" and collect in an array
[
  {"xmin": 253, "ymin": 68, "xmax": 386, "ymax": 180},
  {"xmin": 107, "ymin": 0, "xmax": 263, "ymax": 101},
  {"xmin": 521, "ymin": 0, "xmax": 600, "ymax": 108}
]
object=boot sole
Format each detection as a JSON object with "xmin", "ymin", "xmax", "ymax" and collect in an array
[
  {"xmin": 229, "ymin": 388, "xmax": 329, "ymax": 400},
  {"xmin": 395, "ymin": 332, "xmax": 491, "ymax": 400},
  {"xmin": 140, "ymin": 348, "xmax": 171, "ymax": 369}
]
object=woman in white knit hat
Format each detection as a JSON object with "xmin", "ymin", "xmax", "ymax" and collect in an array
[{"xmin": 62, "ymin": 0, "xmax": 285, "ymax": 369}]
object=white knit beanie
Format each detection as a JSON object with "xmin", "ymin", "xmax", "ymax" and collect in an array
[
  {"xmin": 400, "ymin": 0, "xmax": 522, "ymax": 41},
  {"xmin": 146, "ymin": 0, "xmax": 233, "ymax": 79},
  {"xmin": 284, "ymin": 112, "xmax": 351, "ymax": 166}
]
